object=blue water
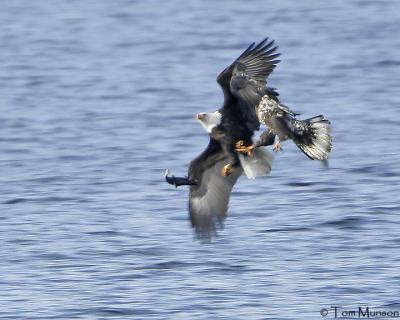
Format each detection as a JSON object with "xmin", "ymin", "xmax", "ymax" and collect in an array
[{"xmin": 1, "ymin": 1, "xmax": 400, "ymax": 319}]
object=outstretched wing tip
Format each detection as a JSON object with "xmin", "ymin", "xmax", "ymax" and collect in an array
[
  {"xmin": 229, "ymin": 37, "xmax": 281, "ymax": 93},
  {"xmin": 216, "ymin": 36, "xmax": 281, "ymax": 117}
]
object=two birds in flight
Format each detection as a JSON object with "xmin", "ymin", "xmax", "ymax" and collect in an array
[{"xmin": 166, "ymin": 37, "xmax": 332, "ymax": 239}]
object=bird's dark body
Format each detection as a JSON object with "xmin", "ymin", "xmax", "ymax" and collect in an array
[{"xmin": 210, "ymin": 106, "xmax": 256, "ymax": 169}]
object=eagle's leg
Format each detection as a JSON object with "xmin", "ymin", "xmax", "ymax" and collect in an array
[
  {"xmin": 235, "ymin": 130, "xmax": 276, "ymax": 156},
  {"xmin": 254, "ymin": 130, "xmax": 276, "ymax": 148},
  {"xmin": 273, "ymin": 140, "xmax": 282, "ymax": 152},
  {"xmin": 220, "ymin": 144, "xmax": 240, "ymax": 176},
  {"xmin": 221, "ymin": 163, "xmax": 234, "ymax": 176}
]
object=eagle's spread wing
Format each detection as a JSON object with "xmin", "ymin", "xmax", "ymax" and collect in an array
[
  {"xmin": 230, "ymin": 38, "xmax": 280, "ymax": 100},
  {"xmin": 188, "ymin": 140, "xmax": 242, "ymax": 239},
  {"xmin": 217, "ymin": 38, "xmax": 280, "ymax": 130}
]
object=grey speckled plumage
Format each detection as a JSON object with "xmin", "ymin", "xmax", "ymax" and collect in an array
[{"xmin": 256, "ymin": 94, "xmax": 332, "ymax": 160}]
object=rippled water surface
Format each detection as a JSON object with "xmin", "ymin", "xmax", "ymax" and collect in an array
[{"xmin": 1, "ymin": 1, "xmax": 400, "ymax": 319}]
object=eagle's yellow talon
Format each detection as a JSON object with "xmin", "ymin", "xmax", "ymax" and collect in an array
[
  {"xmin": 273, "ymin": 142, "xmax": 282, "ymax": 152},
  {"xmin": 235, "ymin": 140, "xmax": 254, "ymax": 156},
  {"xmin": 247, "ymin": 146, "xmax": 254, "ymax": 156},
  {"xmin": 221, "ymin": 164, "xmax": 234, "ymax": 176},
  {"xmin": 235, "ymin": 140, "xmax": 245, "ymax": 149}
]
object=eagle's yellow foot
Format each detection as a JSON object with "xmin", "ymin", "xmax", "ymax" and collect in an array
[
  {"xmin": 221, "ymin": 164, "xmax": 234, "ymax": 176},
  {"xmin": 235, "ymin": 140, "xmax": 254, "ymax": 156},
  {"xmin": 235, "ymin": 140, "xmax": 245, "ymax": 149},
  {"xmin": 273, "ymin": 141, "xmax": 282, "ymax": 152}
]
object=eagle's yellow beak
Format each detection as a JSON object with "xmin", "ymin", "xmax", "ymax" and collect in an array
[{"xmin": 196, "ymin": 113, "xmax": 206, "ymax": 121}]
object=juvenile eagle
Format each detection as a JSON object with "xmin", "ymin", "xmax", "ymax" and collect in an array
[{"xmin": 231, "ymin": 41, "xmax": 332, "ymax": 161}]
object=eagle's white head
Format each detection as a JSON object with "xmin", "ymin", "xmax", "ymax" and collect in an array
[{"xmin": 196, "ymin": 111, "xmax": 222, "ymax": 133}]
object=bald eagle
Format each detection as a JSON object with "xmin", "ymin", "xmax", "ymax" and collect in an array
[{"xmin": 166, "ymin": 38, "xmax": 280, "ymax": 238}]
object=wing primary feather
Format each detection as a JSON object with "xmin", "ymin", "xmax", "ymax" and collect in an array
[
  {"xmin": 252, "ymin": 37, "xmax": 269, "ymax": 51},
  {"xmin": 237, "ymin": 42, "xmax": 256, "ymax": 60}
]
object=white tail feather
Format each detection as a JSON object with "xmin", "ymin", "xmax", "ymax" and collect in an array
[{"xmin": 238, "ymin": 147, "xmax": 274, "ymax": 179}]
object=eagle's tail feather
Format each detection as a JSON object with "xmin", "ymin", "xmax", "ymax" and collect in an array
[
  {"xmin": 238, "ymin": 147, "xmax": 274, "ymax": 179},
  {"xmin": 292, "ymin": 115, "xmax": 332, "ymax": 161}
]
